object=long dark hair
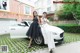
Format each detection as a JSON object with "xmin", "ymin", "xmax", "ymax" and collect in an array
[{"xmin": 33, "ymin": 11, "xmax": 38, "ymax": 18}]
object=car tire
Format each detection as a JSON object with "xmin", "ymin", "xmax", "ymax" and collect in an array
[{"xmin": 34, "ymin": 35, "xmax": 44, "ymax": 45}]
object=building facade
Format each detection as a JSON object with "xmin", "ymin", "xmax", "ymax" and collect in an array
[
  {"xmin": 35, "ymin": 0, "xmax": 63, "ymax": 16},
  {"xmin": 0, "ymin": 0, "xmax": 34, "ymax": 21}
]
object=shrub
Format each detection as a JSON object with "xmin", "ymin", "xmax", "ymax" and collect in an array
[
  {"xmin": 47, "ymin": 17, "xmax": 53, "ymax": 21},
  {"xmin": 57, "ymin": 12, "xmax": 75, "ymax": 20},
  {"xmin": 57, "ymin": 26, "xmax": 80, "ymax": 33}
]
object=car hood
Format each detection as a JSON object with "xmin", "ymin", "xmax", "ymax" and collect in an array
[{"xmin": 52, "ymin": 26, "xmax": 64, "ymax": 33}]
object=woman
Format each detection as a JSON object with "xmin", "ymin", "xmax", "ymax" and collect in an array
[
  {"xmin": 26, "ymin": 11, "xmax": 42, "ymax": 48},
  {"xmin": 2, "ymin": 1, "xmax": 7, "ymax": 10},
  {"xmin": 41, "ymin": 12, "xmax": 55, "ymax": 53}
]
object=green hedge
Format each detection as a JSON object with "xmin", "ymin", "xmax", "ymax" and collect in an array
[
  {"xmin": 57, "ymin": 26, "xmax": 80, "ymax": 33},
  {"xmin": 47, "ymin": 17, "xmax": 53, "ymax": 21}
]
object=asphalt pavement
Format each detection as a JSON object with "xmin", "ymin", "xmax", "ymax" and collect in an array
[{"xmin": 29, "ymin": 41, "xmax": 80, "ymax": 53}]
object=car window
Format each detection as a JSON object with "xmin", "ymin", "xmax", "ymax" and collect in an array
[
  {"xmin": 10, "ymin": 22, "xmax": 20, "ymax": 26},
  {"xmin": 28, "ymin": 22, "xmax": 32, "ymax": 25},
  {"xmin": 18, "ymin": 23, "xmax": 26, "ymax": 27},
  {"xmin": 22, "ymin": 22, "xmax": 28, "ymax": 26}
]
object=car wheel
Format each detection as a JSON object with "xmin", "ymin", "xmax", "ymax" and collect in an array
[{"xmin": 34, "ymin": 35, "xmax": 44, "ymax": 45}]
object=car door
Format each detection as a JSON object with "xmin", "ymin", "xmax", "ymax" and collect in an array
[{"xmin": 10, "ymin": 22, "xmax": 29, "ymax": 38}]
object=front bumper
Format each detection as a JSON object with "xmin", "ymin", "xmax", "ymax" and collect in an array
[{"xmin": 54, "ymin": 38, "xmax": 64, "ymax": 43}]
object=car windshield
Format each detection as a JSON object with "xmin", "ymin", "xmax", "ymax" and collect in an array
[
  {"xmin": 22, "ymin": 21, "xmax": 32, "ymax": 26},
  {"xmin": 28, "ymin": 21, "xmax": 32, "ymax": 25},
  {"xmin": 21, "ymin": 22, "xmax": 28, "ymax": 26},
  {"xmin": 10, "ymin": 21, "xmax": 24, "ymax": 26}
]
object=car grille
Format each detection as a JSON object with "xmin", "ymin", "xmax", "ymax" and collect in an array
[{"xmin": 60, "ymin": 32, "xmax": 64, "ymax": 37}]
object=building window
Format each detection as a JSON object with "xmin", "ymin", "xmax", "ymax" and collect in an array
[
  {"xmin": 47, "ymin": 7, "xmax": 51, "ymax": 12},
  {"xmin": 0, "ymin": 0, "xmax": 8, "ymax": 10},
  {"xmin": 25, "ymin": 5, "xmax": 31, "ymax": 15}
]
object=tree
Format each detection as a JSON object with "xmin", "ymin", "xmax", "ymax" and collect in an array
[{"xmin": 63, "ymin": 0, "xmax": 80, "ymax": 19}]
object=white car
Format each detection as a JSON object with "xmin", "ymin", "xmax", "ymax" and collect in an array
[{"xmin": 9, "ymin": 21, "xmax": 64, "ymax": 45}]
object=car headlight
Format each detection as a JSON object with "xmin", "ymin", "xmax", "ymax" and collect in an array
[{"xmin": 52, "ymin": 32, "xmax": 57, "ymax": 35}]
